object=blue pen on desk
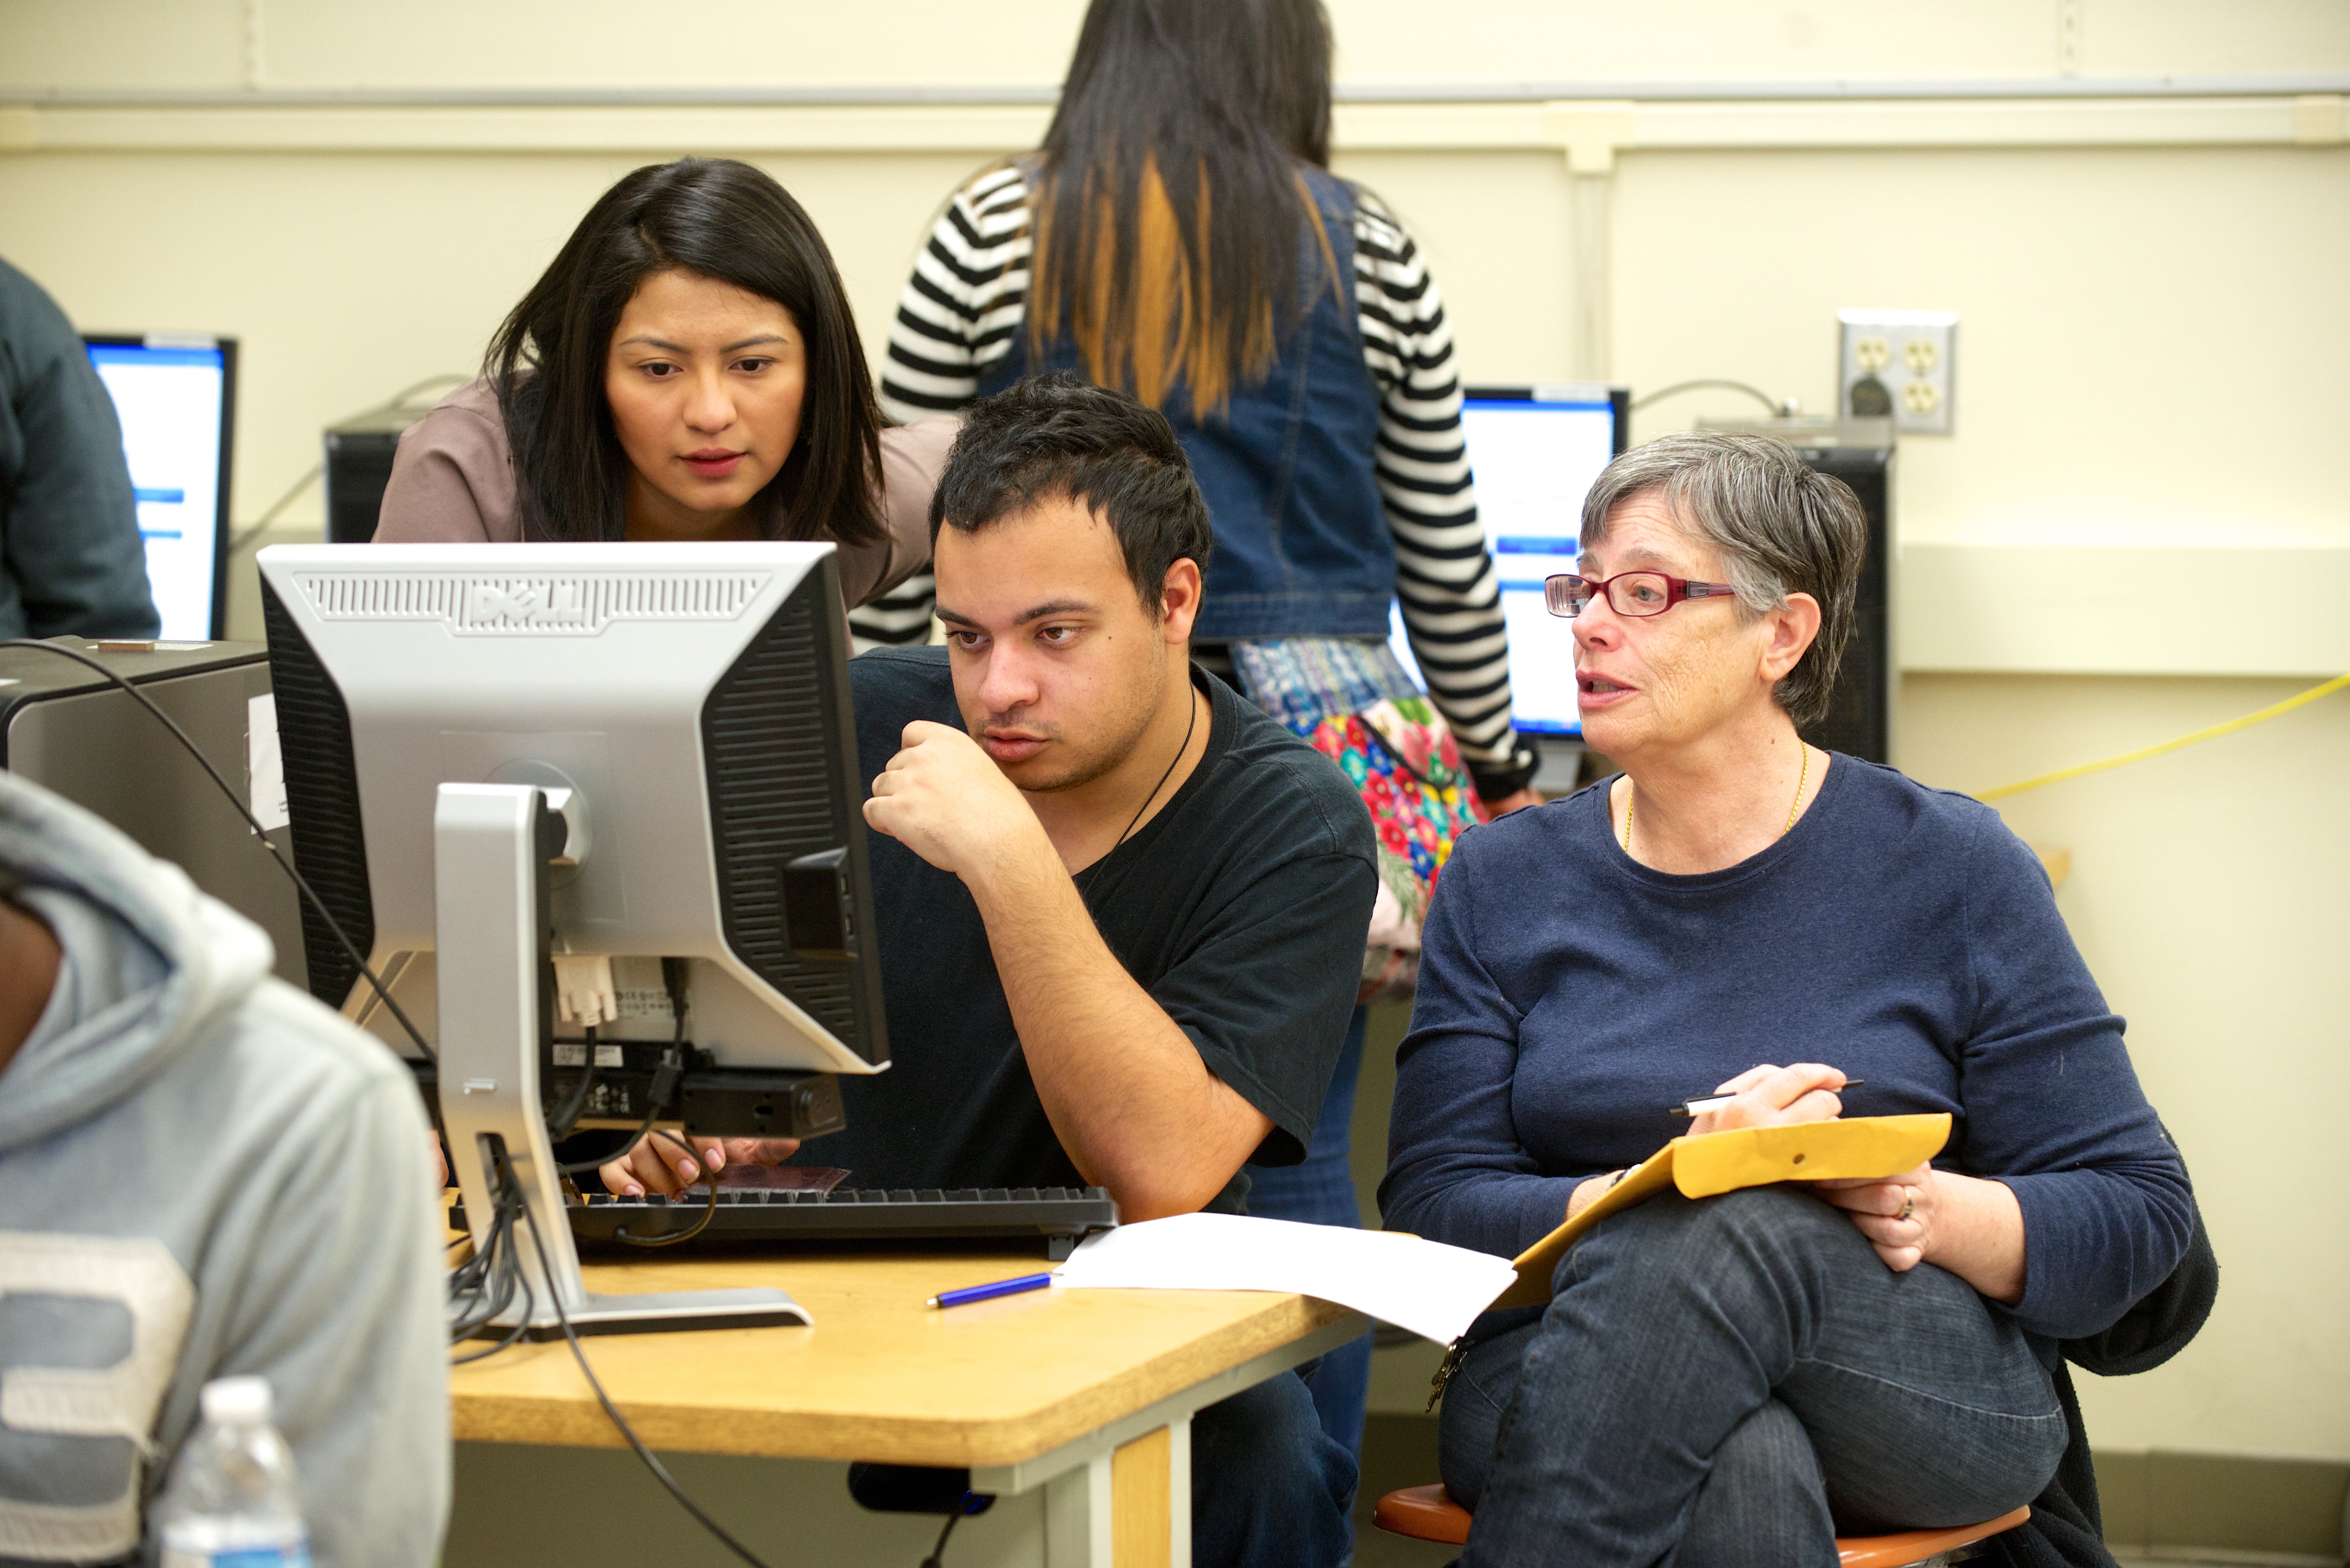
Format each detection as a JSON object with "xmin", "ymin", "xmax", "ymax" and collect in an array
[{"xmin": 927, "ymin": 1272, "xmax": 1055, "ymax": 1310}]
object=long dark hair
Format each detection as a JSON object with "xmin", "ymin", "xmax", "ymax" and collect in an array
[
  {"xmin": 486, "ymin": 158, "xmax": 885, "ymax": 547},
  {"xmin": 1031, "ymin": 0, "xmax": 1339, "ymax": 418}
]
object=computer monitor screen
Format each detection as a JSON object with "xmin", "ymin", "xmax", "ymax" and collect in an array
[
  {"xmin": 1390, "ymin": 384, "xmax": 1627, "ymax": 738},
  {"xmin": 256, "ymin": 541, "xmax": 888, "ymax": 1078},
  {"xmin": 83, "ymin": 335, "xmax": 237, "ymax": 641}
]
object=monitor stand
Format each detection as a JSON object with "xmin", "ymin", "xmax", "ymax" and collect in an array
[{"xmin": 435, "ymin": 781, "xmax": 810, "ymax": 1339}]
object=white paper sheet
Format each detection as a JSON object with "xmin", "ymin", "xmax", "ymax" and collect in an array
[
  {"xmin": 246, "ymin": 693, "xmax": 288, "ymax": 833},
  {"xmin": 1052, "ymin": 1213, "xmax": 1520, "ymax": 1345}
]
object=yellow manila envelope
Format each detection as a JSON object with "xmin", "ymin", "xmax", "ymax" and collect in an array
[{"xmin": 1490, "ymin": 1114, "xmax": 1952, "ymax": 1311}]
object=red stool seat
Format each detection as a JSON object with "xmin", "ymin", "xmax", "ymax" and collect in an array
[
  {"xmin": 1372, "ymin": 1484, "xmax": 1473, "ymax": 1545},
  {"xmin": 1372, "ymin": 1485, "xmax": 2030, "ymax": 1566},
  {"xmin": 1836, "ymin": 1507, "xmax": 2032, "ymax": 1568}
]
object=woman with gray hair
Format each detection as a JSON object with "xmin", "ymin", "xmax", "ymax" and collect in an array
[{"xmin": 1380, "ymin": 431, "xmax": 2194, "ymax": 1566}]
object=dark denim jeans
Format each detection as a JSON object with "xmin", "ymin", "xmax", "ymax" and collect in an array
[
  {"xmin": 1246, "ymin": 1007, "xmax": 1373, "ymax": 1470},
  {"xmin": 1194, "ymin": 1368, "xmax": 1359, "ymax": 1568},
  {"xmin": 1438, "ymin": 1187, "xmax": 2066, "ymax": 1568}
]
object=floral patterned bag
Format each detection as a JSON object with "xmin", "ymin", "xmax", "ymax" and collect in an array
[{"xmin": 1230, "ymin": 639, "xmax": 1488, "ymax": 1003}]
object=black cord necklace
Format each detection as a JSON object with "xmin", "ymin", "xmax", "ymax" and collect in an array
[{"xmin": 1077, "ymin": 679, "xmax": 1200, "ymax": 891}]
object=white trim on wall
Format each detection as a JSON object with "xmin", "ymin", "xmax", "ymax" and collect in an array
[{"xmin": 2, "ymin": 93, "xmax": 2342, "ymax": 156}]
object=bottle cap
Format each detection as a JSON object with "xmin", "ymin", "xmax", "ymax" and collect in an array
[{"xmin": 200, "ymin": 1376, "xmax": 272, "ymax": 1425}]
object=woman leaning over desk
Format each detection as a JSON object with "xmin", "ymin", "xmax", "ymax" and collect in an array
[
  {"xmin": 1379, "ymin": 432, "xmax": 2196, "ymax": 1568},
  {"xmin": 376, "ymin": 156, "xmax": 954, "ymax": 614}
]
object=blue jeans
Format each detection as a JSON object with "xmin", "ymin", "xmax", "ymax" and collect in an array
[
  {"xmin": 1243, "ymin": 1007, "xmax": 1372, "ymax": 1466},
  {"xmin": 1194, "ymin": 1368, "xmax": 1359, "ymax": 1568},
  {"xmin": 1438, "ymin": 1187, "xmax": 2066, "ymax": 1568}
]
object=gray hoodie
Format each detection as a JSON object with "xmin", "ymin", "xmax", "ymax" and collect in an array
[{"xmin": 0, "ymin": 771, "xmax": 446, "ymax": 1566}]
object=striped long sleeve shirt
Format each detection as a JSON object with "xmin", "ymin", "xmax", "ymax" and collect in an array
[{"xmin": 871, "ymin": 163, "xmax": 1532, "ymax": 792}]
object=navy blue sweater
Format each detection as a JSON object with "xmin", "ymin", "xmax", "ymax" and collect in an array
[{"xmin": 1380, "ymin": 756, "xmax": 2194, "ymax": 1347}]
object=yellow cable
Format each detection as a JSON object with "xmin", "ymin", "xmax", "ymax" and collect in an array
[{"xmin": 1977, "ymin": 672, "xmax": 2350, "ymax": 802}]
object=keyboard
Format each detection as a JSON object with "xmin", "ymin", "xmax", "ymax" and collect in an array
[{"xmin": 454, "ymin": 1186, "xmax": 1120, "ymax": 1260}]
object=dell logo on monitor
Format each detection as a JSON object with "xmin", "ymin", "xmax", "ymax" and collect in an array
[{"xmin": 465, "ymin": 579, "xmax": 592, "ymax": 628}]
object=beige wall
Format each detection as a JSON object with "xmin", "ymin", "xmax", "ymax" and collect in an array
[
  {"xmin": 4, "ymin": 0, "xmax": 2345, "ymax": 1463},
  {"xmin": 1899, "ymin": 674, "xmax": 2350, "ymax": 1463}
]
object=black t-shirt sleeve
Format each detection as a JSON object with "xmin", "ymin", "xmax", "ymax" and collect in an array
[{"xmin": 1149, "ymin": 847, "xmax": 1376, "ymax": 1167}]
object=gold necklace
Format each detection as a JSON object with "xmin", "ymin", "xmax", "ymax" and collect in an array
[{"xmin": 1623, "ymin": 743, "xmax": 1811, "ymax": 855}]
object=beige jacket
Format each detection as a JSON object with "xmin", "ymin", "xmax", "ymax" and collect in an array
[{"xmin": 375, "ymin": 379, "xmax": 957, "ymax": 610}]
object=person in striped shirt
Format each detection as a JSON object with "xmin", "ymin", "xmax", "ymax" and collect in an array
[{"xmin": 867, "ymin": 19, "xmax": 1539, "ymax": 813}]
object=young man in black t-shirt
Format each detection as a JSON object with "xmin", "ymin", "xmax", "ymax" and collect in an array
[{"xmin": 605, "ymin": 373, "xmax": 1378, "ymax": 1568}]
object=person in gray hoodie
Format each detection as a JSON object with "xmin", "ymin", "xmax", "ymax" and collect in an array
[{"xmin": 0, "ymin": 768, "xmax": 447, "ymax": 1565}]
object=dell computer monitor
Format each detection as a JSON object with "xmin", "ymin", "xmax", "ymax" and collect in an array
[
  {"xmin": 255, "ymin": 541, "xmax": 888, "ymax": 1079},
  {"xmin": 83, "ymin": 335, "xmax": 237, "ymax": 641},
  {"xmin": 1390, "ymin": 384, "xmax": 1628, "ymax": 741}
]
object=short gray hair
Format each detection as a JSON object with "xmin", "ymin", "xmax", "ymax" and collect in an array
[{"xmin": 1579, "ymin": 431, "xmax": 1867, "ymax": 730}]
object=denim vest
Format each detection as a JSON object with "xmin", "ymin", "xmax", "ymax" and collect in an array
[{"xmin": 980, "ymin": 166, "xmax": 1392, "ymax": 641}]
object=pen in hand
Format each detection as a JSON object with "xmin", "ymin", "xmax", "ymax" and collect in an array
[
  {"xmin": 927, "ymin": 1272, "xmax": 1055, "ymax": 1310},
  {"xmin": 1669, "ymin": 1081, "xmax": 1864, "ymax": 1118}
]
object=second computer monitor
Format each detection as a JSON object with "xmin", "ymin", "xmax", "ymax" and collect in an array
[
  {"xmin": 83, "ymin": 334, "xmax": 237, "ymax": 641},
  {"xmin": 1390, "ymin": 384, "xmax": 1627, "ymax": 741}
]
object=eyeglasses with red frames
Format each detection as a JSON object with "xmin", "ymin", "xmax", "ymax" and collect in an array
[{"xmin": 1544, "ymin": 572, "xmax": 1741, "ymax": 619}]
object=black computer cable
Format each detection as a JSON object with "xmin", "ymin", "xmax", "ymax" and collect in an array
[
  {"xmin": 451, "ymin": 1314, "xmax": 531, "ymax": 1368},
  {"xmin": 557, "ymin": 958, "xmax": 691, "ymax": 1178},
  {"xmin": 1627, "ymin": 378, "xmax": 1784, "ymax": 416},
  {"xmin": 447, "ymin": 1244, "xmax": 502, "ymax": 1333},
  {"xmin": 0, "ymin": 638, "xmax": 436, "ymax": 1063},
  {"xmin": 554, "ymin": 1076, "xmax": 666, "ymax": 1179},
  {"xmin": 447, "ymin": 1186, "xmax": 518, "ymax": 1332},
  {"xmin": 465, "ymin": 960, "xmax": 699, "ymax": 1335},
  {"xmin": 545, "ymin": 1024, "xmax": 600, "ymax": 1140},
  {"xmin": 501, "ymin": 1142, "xmax": 782, "ymax": 1568},
  {"xmin": 226, "ymin": 374, "xmax": 471, "ymax": 558},
  {"xmin": 447, "ymin": 1152, "xmax": 531, "ymax": 1356},
  {"xmin": 921, "ymin": 1507, "xmax": 972, "ymax": 1568},
  {"xmin": 611, "ymin": 1127, "xmax": 722, "ymax": 1248}
]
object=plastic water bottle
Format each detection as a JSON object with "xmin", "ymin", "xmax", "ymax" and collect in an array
[{"xmin": 153, "ymin": 1376, "xmax": 312, "ymax": 1568}]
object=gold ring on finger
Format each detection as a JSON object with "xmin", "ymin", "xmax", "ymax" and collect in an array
[{"xmin": 1897, "ymin": 1195, "xmax": 1915, "ymax": 1222}]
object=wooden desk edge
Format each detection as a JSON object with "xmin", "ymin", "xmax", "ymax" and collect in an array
[{"xmin": 452, "ymin": 1293, "xmax": 1356, "ymax": 1468}]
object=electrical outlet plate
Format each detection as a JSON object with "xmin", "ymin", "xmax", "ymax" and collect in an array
[{"xmin": 1838, "ymin": 309, "xmax": 1957, "ymax": 434}]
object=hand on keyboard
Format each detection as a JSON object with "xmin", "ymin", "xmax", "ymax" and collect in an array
[{"xmin": 601, "ymin": 1134, "xmax": 800, "ymax": 1198}]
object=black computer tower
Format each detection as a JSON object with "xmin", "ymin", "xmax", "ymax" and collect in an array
[
  {"xmin": 1703, "ymin": 418, "xmax": 1895, "ymax": 765},
  {"xmin": 322, "ymin": 404, "xmax": 429, "ymax": 544}
]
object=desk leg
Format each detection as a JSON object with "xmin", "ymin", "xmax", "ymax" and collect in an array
[
  {"xmin": 984, "ymin": 1315, "xmax": 1365, "ymax": 1566},
  {"xmin": 1046, "ymin": 1415, "xmax": 1189, "ymax": 1568},
  {"xmin": 1045, "ymin": 1452, "xmax": 1110, "ymax": 1567},
  {"xmin": 1167, "ymin": 1416, "xmax": 1190, "ymax": 1566}
]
